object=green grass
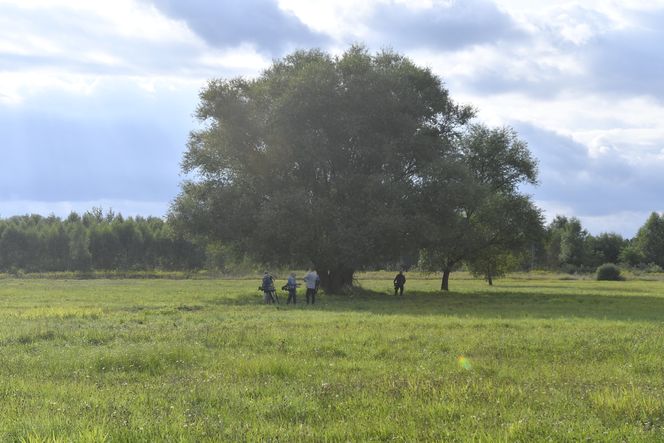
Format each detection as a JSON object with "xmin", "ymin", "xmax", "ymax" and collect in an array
[{"xmin": 1, "ymin": 274, "xmax": 663, "ymax": 441}]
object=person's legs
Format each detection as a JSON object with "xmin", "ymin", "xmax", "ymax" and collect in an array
[{"xmin": 399, "ymin": 286, "xmax": 404, "ymax": 296}]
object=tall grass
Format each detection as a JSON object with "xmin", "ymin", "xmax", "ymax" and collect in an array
[{"xmin": 0, "ymin": 275, "xmax": 662, "ymax": 440}]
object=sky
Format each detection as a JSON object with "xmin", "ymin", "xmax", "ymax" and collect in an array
[{"xmin": 1, "ymin": 0, "xmax": 663, "ymax": 237}]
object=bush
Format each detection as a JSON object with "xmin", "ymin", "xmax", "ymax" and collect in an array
[
  {"xmin": 560, "ymin": 263, "xmax": 578, "ymax": 274},
  {"xmin": 645, "ymin": 263, "xmax": 663, "ymax": 273},
  {"xmin": 596, "ymin": 263, "xmax": 623, "ymax": 281}
]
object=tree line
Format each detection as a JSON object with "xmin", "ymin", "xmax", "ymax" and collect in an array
[
  {"xmin": 0, "ymin": 209, "xmax": 204, "ymax": 273},
  {"xmin": 536, "ymin": 213, "xmax": 664, "ymax": 274},
  {"xmin": 0, "ymin": 208, "xmax": 662, "ymax": 277}
]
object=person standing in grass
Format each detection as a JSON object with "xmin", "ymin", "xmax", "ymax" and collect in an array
[
  {"xmin": 303, "ymin": 269, "xmax": 320, "ymax": 305},
  {"xmin": 261, "ymin": 271, "xmax": 276, "ymax": 304},
  {"xmin": 393, "ymin": 271, "xmax": 406, "ymax": 296},
  {"xmin": 286, "ymin": 272, "xmax": 299, "ymax": 304}
]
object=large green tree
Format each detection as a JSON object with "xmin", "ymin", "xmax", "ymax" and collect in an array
[{"xmin": 171, "ymin": 46, "xmax": 473, "ymax": 292}]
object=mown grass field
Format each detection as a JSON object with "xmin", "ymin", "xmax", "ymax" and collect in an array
[{"xmin": 0, "ymin": 273, "xmax": 663, "ymax": 442}]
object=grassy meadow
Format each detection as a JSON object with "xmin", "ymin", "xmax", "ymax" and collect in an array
[{"xmin": 0, "ymin": 273, "xmax": 663, "ymax": 441}]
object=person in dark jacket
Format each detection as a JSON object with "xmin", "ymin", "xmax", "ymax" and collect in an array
[
  {"xmin": 286, "ymin": 272, "xmax": 299, "ymax": 305},
  {"xmin": 393, "ymin": 271, "xmax": 406, "ymax": 296},
  {"xmin": 261, "ymin": 271, "xmax": 277, "ymax": 304}
]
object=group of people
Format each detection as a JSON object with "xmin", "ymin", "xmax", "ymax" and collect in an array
[
  {"xmin": 260, "ymin": 270, "xmax": 407, "ymax": 304},
  {"xmin": 260, "ymin": 269, "xmax": 320, "ymax": 305}
]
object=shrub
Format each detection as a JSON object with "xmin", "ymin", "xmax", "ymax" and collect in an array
[
  {"xmin": 596, "ymin": 263, "xmax": 623, "ymax": 281},
  {"xmin": 645, "ymin": 263, "xmax": 663, "ymax": 273},
  {"xmin": 560, "ymin": 263, "xmax": 578, "ymax": 274}
]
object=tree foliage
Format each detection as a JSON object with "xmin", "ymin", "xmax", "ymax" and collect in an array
[
  {"xmin": 0, "ymin": 211, "xmax": 203, "ymax": 273},
  {"xmin": 542, "ymin": 216, "xmax": 591, "ymax": 272},
  {"xmin": 417, "ymin": 125, "xmax": 543, "ymax": 289},
  {"xmin": 588, "ymin": 233, "xmax": 627, "ymax": 267},
  {"xmin": 633, "ymin": 212, "xmax": 664, "ymax": 268},
  {"xmin": 541, "ymin": 217, "xmax": 633, "ymax": 273},
  {"xmin": 172, "ymin": 46, "xmax": 475, "ymax": 291}
]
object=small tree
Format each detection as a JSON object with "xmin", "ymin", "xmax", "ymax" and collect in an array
[
  {"xmin": 417, "ymin": 125, "xmax": 542, "ymax": 290},
  {"xmin": 633, "ymin": 212, "xmax": 664, "ymax": 268},
  {"xmin": 468, "ymin": 250, "xmax": 521, "ymax": 286},
  {"xmin": 619, "ymin": 242, "xmax": 645, "ymax": 267}
]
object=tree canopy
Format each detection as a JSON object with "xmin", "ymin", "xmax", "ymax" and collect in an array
[
  {"xmin": 633, "ymin": 212, "xmax": 664, "ymax": 268},
  {"xmin": 172, "ymin": 46, "xmax": 475, "ymax": 291},
  {"xmin": 417, "ymin": 125, "xmax": 543, "ymax": 290}
]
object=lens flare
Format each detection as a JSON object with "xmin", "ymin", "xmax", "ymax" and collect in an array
[{"xmin": 457, "ymin": 355, "xmax": 472, "ymax": 370}]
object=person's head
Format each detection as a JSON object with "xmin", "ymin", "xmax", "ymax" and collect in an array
[
  {"xmin": 264, "ymin": 271, "xmax": 269, "ymax": 276},
  {"xmin": 399, "ymin": 270, "xmax": 403, "ymax": 275},
  {"xmin": 291, "ymin": 272, "xmax": 296, "ymax": 277}
]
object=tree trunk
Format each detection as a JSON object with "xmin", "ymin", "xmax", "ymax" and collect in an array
[
  {"xmin": 487, "ymin": 272, "xmax": 493, "ymax": 286},
  {"xmin": 441, "ymin": 269, "xmax": 451, "ymax": 291},
  {"xmin": 318, "ymin": 266, "xmax": 354, "ymax": 294}
]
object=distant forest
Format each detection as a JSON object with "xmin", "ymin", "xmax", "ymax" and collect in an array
[
  {"xmin": 534, "ymin": 213, "xmax": 664, "ymax": 274},
  {"xmin": 0, "ymin": 209, "xmax": 204, "ymax": 274},
  {"xmin": 0, "ymin": 209, "xmax": 663, "ymax": 275}
]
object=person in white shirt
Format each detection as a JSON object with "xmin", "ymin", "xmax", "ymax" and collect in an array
[{"xmin": 303, "ymin": 269, "xmax": 320, "ymax": 305}]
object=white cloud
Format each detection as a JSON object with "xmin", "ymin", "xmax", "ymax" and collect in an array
[
  {"xmin": 0, "ymin": 0, "xmax": 197, "ymax": 43},
  {"xmin": 534, "ymin": 202, "xmax": 652, "ymax": 238},
  {"xmin": 580, "ymin": 211, "xmax": 655, "ymax": 238},
  {"xmin": 449, "ymin": 91, "xmax": 664, "ymax": 168},
  {"xmin": 197, "ymin": 44, "xmax": 272, "ymax": 75},
  {"xmin": 278, "ymin": 0, "xmax": 376, "ymax": 39}
]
